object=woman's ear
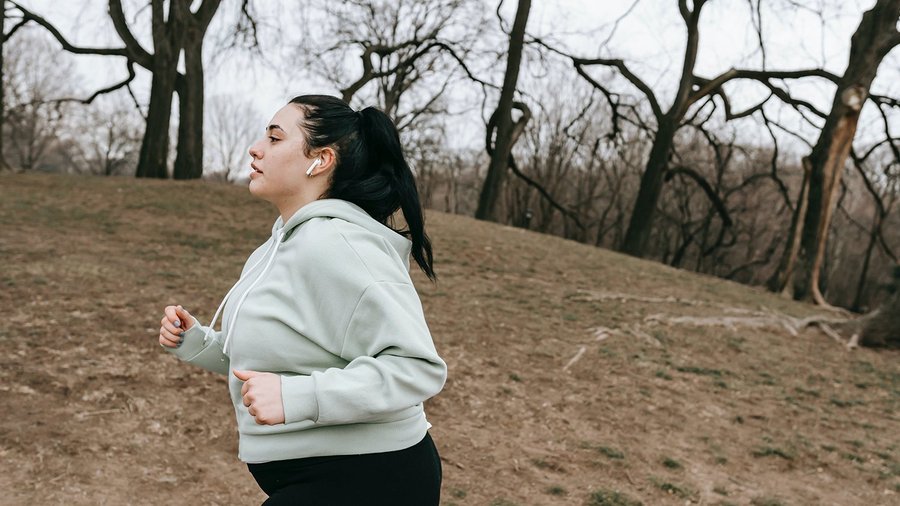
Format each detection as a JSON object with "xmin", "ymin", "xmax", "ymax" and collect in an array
[{"xmin": 315, "ymin": 147, "xmax": 337, "ymax": 174}]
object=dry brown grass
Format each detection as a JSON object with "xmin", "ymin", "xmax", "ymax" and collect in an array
[{"xmin": 1, "ymin": 173, "xmax": 898, "ymax": 505}]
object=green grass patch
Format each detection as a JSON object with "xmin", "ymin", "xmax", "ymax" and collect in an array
[
  {"xmin": 750, "ymin": 496, "xmax": 786, "ymax": 506},
  {"xmin": 650, "ymin": 477, "xmax": 693, "ymax": 498},
  {"xmin": 597, "ymin": 446, "xmax": 625, "ymax": 459},
  {"xmin": 830, "ymin": 397, "xmax": 864, "ymax": 408},
  {"xmin": 752, "ymin": 446, "xmax": 794, "ymax": 460},
  {"xmin": 676, "ymin": 365, "xmax": 724, "ymax": 377},
  {"xmin": 546, "ymin": 485, "xmax": 566, "ymax": 496},
  {"xmin": 841, "ymin": 452, "xmax": 864, "ymax": 463},
  {"xmin": 757, "ymin": 371, "xmax": 777, "ymax": 386},
  {"xmin": 588, "ymin": 489, "xmax": 643, "ymax": 506},
  {"xmin": 794, "ymin": 387, "xmax": 820, "ymax": 397},
  {"xmin": 662, "ymin": 457, "xmax": 682, "ymax": 469}
]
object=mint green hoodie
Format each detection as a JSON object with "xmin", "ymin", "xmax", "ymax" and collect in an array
[{"xmin": 166, "ymin": 199, "xmax": 447, "ymax": 463}]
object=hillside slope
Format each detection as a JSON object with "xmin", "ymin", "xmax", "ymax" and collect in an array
[{"xmin": 1, "ymin": 173, "xmax": 898, "ymax": 505}]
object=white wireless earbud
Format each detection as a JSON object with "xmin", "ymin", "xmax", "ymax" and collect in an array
[{"xmin": 305, "ymin": 158, "xmax": 322, "ymax": 177}]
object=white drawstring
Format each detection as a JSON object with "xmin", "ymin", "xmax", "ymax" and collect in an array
[
  {"xmin": 221, "ymin": 231, "xmax": 285, "ymax": 354},
  {"xmin": 203, "ymin": 232, "xmax": 281, "ymax": 350}
]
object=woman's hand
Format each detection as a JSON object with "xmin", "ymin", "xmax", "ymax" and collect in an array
[
  {"xmin": 234, "ymin": 369, "xmax": 285, "ymax": 425},
  {"xmin": 159, "ymin": 305, "xmax": 194, "ymax": 348}
]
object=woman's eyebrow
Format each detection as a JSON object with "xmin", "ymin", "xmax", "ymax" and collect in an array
[{"xmin": 266, "ymin": 124, "xmax": 286, "ymax": 134}]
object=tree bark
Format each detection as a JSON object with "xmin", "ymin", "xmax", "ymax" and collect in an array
[
  {"xmin": 621, "ymin": 116, "xmax": 677, "ymax": 255},
  {"xmin": 791, "ymin": 0, "xmax": 900, "ymax": 303},
  {"xmin": 173, "ymin": 0, "xmax": 220, "ymax": 180},
  {"xmin": 0, "ymin": 5, "xmax": 7, "ymax": 171},
  {"xmin": 475, "ymin": 0, "xmax": 531, "ymax": 221},
  {"xmin": 620, "ymin": 0, "xmax": 705, "ymax": 257},
  {"xmin": 134, "ymin": 0, "xmax": 185, "ymax": 178},
  {"xmin": 136, "ymin": 58, "xmax": 179, "ymax": 178},
  {"xmin": 173, "ymin": 39, "xmax": 204, "ymax": 179}
]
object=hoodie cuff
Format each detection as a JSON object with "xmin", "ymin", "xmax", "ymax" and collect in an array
[
  {"xmin": 165, "ymin": 316, "xmax": 211, "ymax": 361},
  {"xmin": 281, "ymin": 374, "xmax": 319, "ymax": 424}
]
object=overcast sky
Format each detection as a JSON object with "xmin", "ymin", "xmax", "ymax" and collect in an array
[{"xmin": 12, "ymin": 0, "xmax": 898, "ymax": 158}]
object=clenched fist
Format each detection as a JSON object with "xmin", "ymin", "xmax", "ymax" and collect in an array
[
  {"xmin": 159, "ymin": 305, "xmax": 194, "ymax": 348},
  {"xmin": 234, "ymin": 369, "xmax": 285, "ymax": 425}
]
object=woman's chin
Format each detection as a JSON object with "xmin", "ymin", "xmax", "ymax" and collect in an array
[{"xmin": 248, "ymin": 178, "xmax": 264, "ymax": 196}]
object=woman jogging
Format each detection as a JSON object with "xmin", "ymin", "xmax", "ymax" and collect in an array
[{"xmin": 156, "ymin": 94, "xmax": 447, "ymax": 505}]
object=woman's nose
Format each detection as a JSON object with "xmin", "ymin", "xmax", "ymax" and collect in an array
[{"xmin": 248, "ymin": 142, "xmax": 262, "ymax": 159}]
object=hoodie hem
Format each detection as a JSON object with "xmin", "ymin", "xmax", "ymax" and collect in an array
[{"xmin": 237, "ymin": 412, "xmax": 429, "ymax": 463}]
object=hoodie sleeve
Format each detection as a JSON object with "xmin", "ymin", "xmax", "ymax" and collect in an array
[
  {"xmin": 280, "ymin": 280, "xmax": 447, "ymax": 425},
  {"xmin": 164, "ymin": 316, "xmax": 230, "ymax": 375}
]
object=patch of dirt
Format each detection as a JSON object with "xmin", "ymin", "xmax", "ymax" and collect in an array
[{"xmin": 1, "ymin": 173, "xmax": 898, "ymax": 505}]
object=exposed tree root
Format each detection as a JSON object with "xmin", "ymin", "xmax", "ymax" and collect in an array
[{"xmin": 573, "ymin": 286, "xmax": 897, "ymax": 350}]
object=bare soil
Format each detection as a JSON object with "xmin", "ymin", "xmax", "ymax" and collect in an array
[{"xmin": 1, "ymin": 173, "xmax": 898, "ymax": 505}]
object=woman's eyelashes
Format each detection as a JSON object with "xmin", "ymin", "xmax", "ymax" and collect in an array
[{"xmin": 268, "ymin": 136, "xmax": 279, "ymax": 143}]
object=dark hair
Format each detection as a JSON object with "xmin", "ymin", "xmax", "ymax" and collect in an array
[{"xmin": 288, "ymin": 94, "xmax": 435, "ymax": 282}]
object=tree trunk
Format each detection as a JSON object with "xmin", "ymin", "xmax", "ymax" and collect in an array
[
  {"xmin": 766, "ymin": 158, "xmax": 812, "ymax": 293},
  {"xmin": 621, "ymin": 117, "xmax": 677, "ymax": 256},
  {"xmin": 619, "ymin": 1, "xmax": 704, "ymax": 258},
  {"xmin": 173, "ymin": 0, "xmax": 220, "ymax": 179},
  {"xmin": 0, "ymin": 5, "xmax": 8, "ymax": 171},
  {"xmin": 135, "ymin": 1, "xmax": 185, "ymax": 178},
  {"xmin": 173, "ymin": 38, "xmax": 204, "ymax": 179},
  {"xmin": 474, "ymin": 0, "xmax": 531, "ymax": 222},
  {"xmin": 791, "ymin": 0, "xmax": 900, "ymax": 303},
  {"xmin": 135, "ymin": 58, "xmax": 178, "ymax": 178}
]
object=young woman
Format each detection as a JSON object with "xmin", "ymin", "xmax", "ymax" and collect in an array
[{"xmin": 156, "ymin": 95, "xmax": 447, "ymax": 505}]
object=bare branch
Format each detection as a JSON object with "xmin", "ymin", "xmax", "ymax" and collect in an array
[
  {"xmin": 51, "ymin": 61, "xmax": 138, "ymax": 105},
  {"xmin": 12, "ymin": 1, "xmax": 128, "ymax": 58},
  {"xmin": 687, "ymin": 68, "xmax": 839, "ymax": 111},
  {"xmin": 598, "ymin": 0, "xmax": 640, "ymax": 48},
  {"xmin": 107, "ymin": 0, "xmax": 153, "ymax": 68},
  {"xmin": 529, "ymin": 36, "xmax": 662, "ymax": 120},
  {"xmin": 2, "ymin": 18, "xmax": 28, "ymax": 42},
  {"xmin": 485, "ymin": 101, "xmax": 586, "ymax": 230}
]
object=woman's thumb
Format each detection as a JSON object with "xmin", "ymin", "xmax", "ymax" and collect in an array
[
  {"xmin": 175, "ymin": 305, "xmax": 191, "ymax": 320},
  {"xmin": 233, "ymin": 369, "xmax": 257, "ymax": 381}
]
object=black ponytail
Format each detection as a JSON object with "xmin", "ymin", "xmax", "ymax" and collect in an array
[{"xmin": 289, "ymin": 95, "xmax": 436, "ymax": 282}]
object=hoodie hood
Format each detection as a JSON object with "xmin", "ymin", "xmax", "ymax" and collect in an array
[{"xmin": 274, "ymin": 199, "xmax": 413, "ymax": 271}]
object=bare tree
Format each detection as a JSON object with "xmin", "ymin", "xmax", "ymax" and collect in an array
[
  {"xmin": 2, "ymin": 28, "xmax": 78, "ymax": 171},
  {"xmin": 64, "ymin": 94, "xmax": 143, "ymax": 176},
  {"xmin": 781, "ymin": 0, "xmax": 900, "ymax": 305},
  {"xmin": 532, "ymin": 1, "xmax": 847, "ymax": 259},
  {"xmin": 12, "ymin": 0, "xmax": 226, "ymax": 179},
  {"xmin": 475, "ymin": 0, "xmax": 531, "ymax": 221},
  {"xmin": 302, "ymin": 0, "xmax": 487, "ymax": 131},
  {"xmin": 173, "ymin": 0, "xmax": 222, "ymax": 179}
]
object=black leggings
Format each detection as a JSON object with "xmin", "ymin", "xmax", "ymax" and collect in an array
[{"xmin": 247, "ymin": 433, "xmax": 441, "ymax": 506}]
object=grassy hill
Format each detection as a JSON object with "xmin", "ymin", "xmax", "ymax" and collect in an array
[{"xmin": 1, "ymin": 173, "xmax": 898, "ymax": 505}]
